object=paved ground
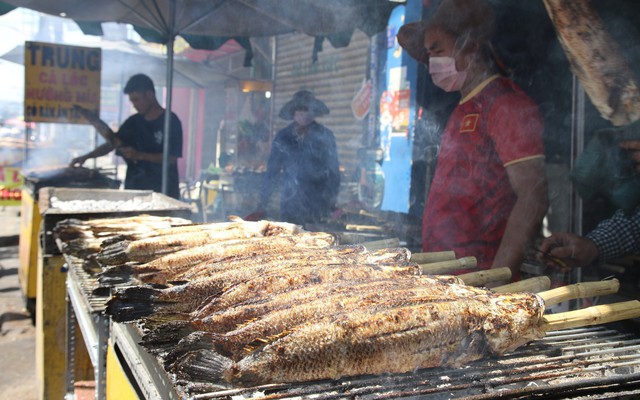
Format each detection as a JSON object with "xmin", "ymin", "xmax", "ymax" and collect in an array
[{"xmin": 0, "ymin": 206, "xmax": 37, "ymax": 400}]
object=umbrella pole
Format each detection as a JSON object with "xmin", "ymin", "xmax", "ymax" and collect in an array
[{"xmin": 162, "ymin": 0, "xmax": 177, "ymax": 196}]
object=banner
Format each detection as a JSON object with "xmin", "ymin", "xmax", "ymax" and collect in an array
[
  {"xmin": 23, "ymin": 41, "xmax": 101, "ymax": 123},
  {"xmin": 0, "ymin": 166, "xmax": 22, "ymax": 206}
]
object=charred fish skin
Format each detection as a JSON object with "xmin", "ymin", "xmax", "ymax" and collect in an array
[
  {"xmin": 175, "ymin": 291, "xmax": 544, "ymax": 386},
  {"xmin": 173, "ymin": 244, "xmax": 370, "ymax": 282},
  {"xmin": 96, "ymin": 220, "xmax": 304, "ymax": 265},
  {"xmin": 147, "ymin": 276, "xmax": 437, "ymax": 359},
  {"xmin": 543, "ymin": 0, "xmax": 640, "ymax": 126},
  {"xmin": 190, "ymin": 262, "xmax": 417, "ymax": 319},
  {"xmin": 106, "ymin": 246, "xmax": 412, "ymax": 323},
  {"xmin": 194, "ymin": 280, "xmax": 478, "ymax": 361},
  {"xmin": 129, "ymin": 232, "xmax": 336, "ymax": 282}
]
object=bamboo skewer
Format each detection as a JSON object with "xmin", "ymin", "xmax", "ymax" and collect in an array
[
  {"xmin": 493, "ymin": 276, "xmax": 551, "ymax": 294},
  {"xmin": 361, "ymin": 238, "xmax": 400, "ymax": 251},
  {"xmin": 538, "ymin": 279, "xmax": 620, "ymax": 306},
  {"xmin": 542, "ymin": 300, "xmax": 640, "ymax": 331},
  {"xmin": 411, "ymin": 251, "xmax": 456, "ymax": 264},
  {"xmin": 420, "ymin": 256, "xmax": 477, "ymax": 275},
  {"xmin": 458, "ymin": 267, "xmax": 511, "ymax": 287},
  {"xmin": 345, "ymin": 224, "xmax": 384, "ymax": 232}
]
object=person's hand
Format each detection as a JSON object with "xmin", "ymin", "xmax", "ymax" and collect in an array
[
  {"xmin": 538, "ymin": 232, "xmax": 599, "ymax": 270},
  {"xmin": 118, "ymin": 146, "xmax": 138, "ymax": 161},
  {"xmin": 619, "ymin": 140, "xmax": 640, "ymax": 172},
  {"xmin": 69, "ymin": 155, "xmax": 87, "ymax": 167}
]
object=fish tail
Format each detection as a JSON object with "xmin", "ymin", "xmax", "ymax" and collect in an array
[
  {"xmin": 169, "ymin": 348, "xmax": 234, "ymax": 384},
  {"xmin": 141, "ymin": 320, "xmax": 197, "ymax": 352},
  {"xmin": 142, "ymin": 312, "xmax": 192, "ymax": 329},
  {"xmin": 162, "ymin": 331, "xmax": 223, "ymax": 366},
  {"xmin": 98, "ymin": 267, "xmax": 134, "ymax": 286},
  {"xmin": 105, "ymin": 286, "xmax": 160, "ymax": 322},
  {"xmin": 95, "ymin": 241, "xmax": 131, "ymax": 265}
]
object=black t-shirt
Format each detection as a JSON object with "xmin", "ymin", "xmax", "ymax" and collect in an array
[{"xmin": 117, "ymin": 111, "xmax": 183, "ymax": 199}]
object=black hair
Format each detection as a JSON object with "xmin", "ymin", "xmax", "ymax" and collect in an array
[{"xmin": 124, "ymin": 74, "xmax": 155, "ymax": 94}]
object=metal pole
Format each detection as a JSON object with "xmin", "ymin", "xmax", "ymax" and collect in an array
[
  {"xmin": 162, "ymin": 0, "xmax": 176, "ymax": 196},
  {"xmin": 569, "ymin": 74, "xmax": 585, "ymax": 304}
]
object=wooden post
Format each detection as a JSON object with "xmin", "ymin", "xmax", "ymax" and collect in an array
[{"xmin": 36, "ymin": 254, "xmax": 67, "ymax": 399}]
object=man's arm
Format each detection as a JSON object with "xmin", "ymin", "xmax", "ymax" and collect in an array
[
  {"xmin": 69, "ymin": 142, "xmax": 114, "ymax": 166},
  {"xmin": 117, "ymin": 147, "xmax": 177, "ymax": 164},
  {"xmin": 491, "ymin": 157, "xmax": 548, "ymax": 280}
]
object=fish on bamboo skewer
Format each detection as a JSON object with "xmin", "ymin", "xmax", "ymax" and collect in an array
[
  {"xmin": 173, "ymin": 245, "xmax": 412, "ymax": 283},
  {"xmin": 95, "ymin": 220, "xmax": 303, "ymax": 265},
  {"xmin": 139, "ymin": 271, "xmax": 461, "ymax": 340},
  {"xmin": 54, "ymin": 214, "xmax": 192, "ymax": 240},
  {"xmin": 171, "ymin": 290, "xmax": 545, "ymax": 386},
  {"xmin": 145, "ymin": 276, "xmax": 460, "ymax": 355},
  {"xmin": 106, "ymin": 246, "xmax": 415, "ymax": 320},
  {"xmin": 159, "ymin": 276, "xmax": 489, "ymax": 363},
  {"xmin": 542, "ymin": 0, "xmax": 640, "ymax": 126},
  {"xmin": 101, "ymin": 232, "xmax": 336, "ymax": 285},
  {"xmin": 188, "ymin": 261, "xmax": 419, "ymax": 321},
  {"xmin": 139, "ymin": 265, "xmax": 432, "ymax": 356},
  {"xmin": 98, "ymin": 239, "xmax": 358, "ymax": 288},
  {"xmin": 169, "ymin": 293, "xmax": 640, "ymax": 387}
]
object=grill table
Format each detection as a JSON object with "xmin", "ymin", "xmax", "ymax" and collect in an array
[
  {"xmin": 42, "ymin": 188, "xmax": 191, "ymax": 400},
  {"xmin": 63, "ymin": 248, "xmax": 640, "ymax": 400},
  {"xmin": 106, "ymin": 322, "xmax": 640, "ymax": 399}
]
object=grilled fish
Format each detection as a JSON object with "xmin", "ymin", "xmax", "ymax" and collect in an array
[
  {"xmin": 161, "ymin": 276, "xmax": 470, "ymax": 361},
  {"xmin": 95, "ymin": 220, "xmax": 303, "ymax": 265},
  {"xmin": 170, "ymin": 289, "xmax": 545, "ymax": 386},
  {"xmin": 122, "ymin": 232, "xmax": 335, "ymax": 283},
  {"xmin": 174, "ymin": 246, "xmax": 411, "ymax": 282},
  {"xmin": 107, "ymin": 245, "xmax": 381, "ymax": 320},
  {"xmin": 543, "ymin": 0, "xmax": 640, "ymax": 126}
]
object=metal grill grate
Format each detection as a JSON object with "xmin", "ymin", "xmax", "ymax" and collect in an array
[
  {"xmin": 176, "ymin": 327, "xmax": 640, "ymax": 400},
  {"xmin": 64, "ymin": 251, "xmax": 640, "ymax": 400}
]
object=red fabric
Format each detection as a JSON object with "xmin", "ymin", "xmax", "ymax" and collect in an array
[{"xmin": 422, "ymin": 76, "xmax": 544, "ymax": 270}]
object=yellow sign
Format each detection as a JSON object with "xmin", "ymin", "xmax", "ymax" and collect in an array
[
  {"xmin": 24, "ymin": 41, "xmax": 101, "ymax": 123},
  {"xmin": 0, "ymin": 166, "xmax": 23, "ymax": 206}
]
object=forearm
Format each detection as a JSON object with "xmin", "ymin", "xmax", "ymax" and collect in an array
[
  {"xmin": 81, "ymin": 142, "xmax": 114, "ymax": 160},
  {"xmin": 586, "ymin": 208, "xmax": 640, "ymax": 262},
  {"xmin": 492, "ymin": 195, "xmax": 547, "ymax": 277},
  {"xmin": 126, "ymin": 151, "xmax": 176, "ymax": 164}
]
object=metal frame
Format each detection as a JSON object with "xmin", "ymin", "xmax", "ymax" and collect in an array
[
  {"xmin": 110, "ymin": 322, "xmax": 181, "ymax": 400},
  {"xmin": 65, "ymin": 264, "xmax": 110, "ymax": 400}
]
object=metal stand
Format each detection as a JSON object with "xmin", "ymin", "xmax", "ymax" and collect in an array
[
  {"xmin": 110, "ymin": 323, "xmax": 181, "ymax": 400},
  {"xmin": 65, "ymin": 264, "xmax": 110, "ymax": 400}
]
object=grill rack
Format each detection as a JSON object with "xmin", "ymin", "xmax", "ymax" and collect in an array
[
  {"xmin": 181, "ymin": 326, "xmax": 640, "ymax": 399},
  {"xmin": 63, "ymin": 247, "xmax": 640, "ymax": 400}
]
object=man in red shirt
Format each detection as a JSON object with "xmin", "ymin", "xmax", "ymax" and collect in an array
[{"xmin": 398, "ymin": 0, "xmax": 548, "ymax": 280}]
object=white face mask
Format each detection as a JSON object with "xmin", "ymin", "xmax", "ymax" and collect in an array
[{"xmin": 429, "ymin": 56, "xmax": 468, "ymax": 92}]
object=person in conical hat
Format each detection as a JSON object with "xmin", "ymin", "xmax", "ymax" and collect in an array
[
  {"xmin": 249, "ymin": 90, "xmax": 340, "ymax": 225},
  {"xmin": 398, "ymin": 0, "xmax": 548, "ymax": 281}
]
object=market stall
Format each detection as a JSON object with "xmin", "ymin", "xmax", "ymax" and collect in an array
[
  {"xmin": 33, "ymin": 187, "xmax": 191, "ymax": 399},
  {"xmin": 52, "ymin": 215, "xmax": 640, "ymax": 399}
]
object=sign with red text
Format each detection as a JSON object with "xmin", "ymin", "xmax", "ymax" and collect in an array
[
  {"xmin": 24, "ymin": 41, "xmax": 101, "ymax": 123},
  {"xmin": 351, "ymin": 79, "xmax": 372, "ymax": 120},
  {"xmin": 0, "ymin": 166, "xmax": 23, "ymax": 206}
]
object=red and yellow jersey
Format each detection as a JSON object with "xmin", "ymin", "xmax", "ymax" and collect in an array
[{"xmin": 422, "ymin": 75, "xmax": 544, "ymax": 269}]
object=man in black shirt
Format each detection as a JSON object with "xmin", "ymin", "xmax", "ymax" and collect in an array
[{"xmin": 70, "ymin": 74, "xmax": 183, "ymax": 199}]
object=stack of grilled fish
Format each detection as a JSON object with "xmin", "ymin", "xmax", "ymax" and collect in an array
[{"xmin": 55, "ymin": 216, "xmax": 547, "ymax": 388}]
